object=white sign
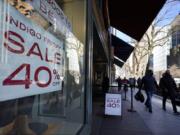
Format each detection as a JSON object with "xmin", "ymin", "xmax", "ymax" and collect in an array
[
  {"xmin": 0, "ymin": 1, "xmax": 64, "ymax": 101},
  {"xmin": 105, "ymin": 93, "xmax": 122, "ymax": 116},
  {"xmin": 28, "ymin": 0, "xmax": 72, "ymax": 35}
]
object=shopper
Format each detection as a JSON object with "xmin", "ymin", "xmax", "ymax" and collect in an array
[
  {"xmin": 159, "ymin": 70, "xmax": 179, "ymax": 115},
  {"xmin": 116, "ymin": 76, "xmax": 122, "ymax": 91},
  {"xmin": 140, "ymin": 70, "xmax": 158, "ymax": 113},
  {"xmin": 122, "ymin": 77, "xmax": 129, "ymax": 100},
  {"xmin": 129, "ymin": 77, "xmax": 136, "ymax": 90},
  {"xmin": 102, "ymin": 74, "xmax": 109, "ymax": 95},
  {"xmin": 137, "ymin": 77, "xmax": 142, "ymax": 89}
]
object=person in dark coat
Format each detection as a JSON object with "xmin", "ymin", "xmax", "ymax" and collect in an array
[
  {"xmin": 102, "ymin": 74, "xmax": 109, "ymax": 95},
  {"xmin": 129, "ymin": 77, "xmax": 136, "ymax": 90},
  {"xmin": 140, "ymin": 70, "xmax": 158, "ymax": 113},
  {"xmin": 122, "ymin": 77, "xmax": 129, "ymax": 92},
  {"xmin": 137, "ymin": 77, "xmax": 142, "ymax": 89},
  {"xmin": 116, "ymin": 76, "xmax": 122, "ymax": 91},
  {"xmin": 102, "ymin": 74, "xmax": 109, "ymax": 106},
  {"xmin": 159, "ymin": 70, "xmax": 179, "ymax": 114}
]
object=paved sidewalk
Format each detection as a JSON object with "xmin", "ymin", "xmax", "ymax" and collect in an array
[{"xmin": 91, "ymin": 90, "xmax": 180, "ymax": 135}]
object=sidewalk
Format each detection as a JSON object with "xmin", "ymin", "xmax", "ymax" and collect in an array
[{"xmin": 91, "ymin": 89, "xmax": 180, "ymax": 135}]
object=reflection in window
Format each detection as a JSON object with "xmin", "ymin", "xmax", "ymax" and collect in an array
[{"xmin": 0, "ymin": 0, "xmax": 85, "ymax": 134}]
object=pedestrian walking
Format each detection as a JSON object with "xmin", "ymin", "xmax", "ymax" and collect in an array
[
  {"xmin": 122, "ymin": 77, "xmax": 129, "ymax": 100},
  {"xmin": 129, "ymin": 77, "xmax": 136, "ymax": 90},
  {"xmin": 137, "ymin": 77, "xmax": 142, "ymax": 89},
  {"xmin": 140, "ymin": 70, "xmax": 158, "ymax": 113},
  {"xmin": 102, "ymin": 74, "xmax": 109, "ymax": 95},
  {"xmin": 128, "ymin": 77, "xmax": 136, "ymax": 112},
  {"xmin": 102, "ymin": 74, "xmax": 109, "ymax": 106},
  {"xmin": 159, "ymin": 70, "xmax": 180, "ymax": 115},
  {"xmin": 116, "ymin": 76, "xmax": 122, "ymax": 91}
]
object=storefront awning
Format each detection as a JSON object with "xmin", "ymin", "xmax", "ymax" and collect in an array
[
  {"xmin": 114, "ymin": 57, "xmax": 124, "ymax": 68},
  {"xmin": 108, "ymin": 0, "xmax": 167, "ymax": 41},
  {"xmin": 112, "ymin": 35, "xmax": 134, "ymax": 62}
]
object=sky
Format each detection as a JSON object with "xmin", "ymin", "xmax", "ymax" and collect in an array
[{"xmin": 156, "ymin": 0, "xmax": 180, "ymax": 26}]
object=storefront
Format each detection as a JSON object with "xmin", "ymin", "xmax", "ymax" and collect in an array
[{"xmin": 0, "ymin": 0, "xmax": 90, "ymax": 134}]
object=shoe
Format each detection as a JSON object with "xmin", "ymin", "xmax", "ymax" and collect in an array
[
  {"xmin": 162, "ymin": 107, "xmax": 166, "ymax": 111},
  {"xmin": 149, "ymin": 110, "xmax": 152, "ymax": 113},
  {"xmin": 174, "ymin": 112, "xmax": 180, "ymax": 115}
]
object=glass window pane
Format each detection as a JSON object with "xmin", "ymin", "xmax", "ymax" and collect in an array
[{"xmin": 0, "ymin": 0, "xmax": 86, "ymax": 134}]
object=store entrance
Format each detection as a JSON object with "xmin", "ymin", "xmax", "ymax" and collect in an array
[{"xmin": 92, "ymin": 24, "xmax": 108, "ymax": 102}]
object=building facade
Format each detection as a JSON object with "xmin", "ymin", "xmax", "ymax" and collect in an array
[
  {"xmin": 152, "ymin": 14, "xmax": 180, "ymax": 84},
  {"xmin": 153, "ymin": 26, "xmax": 170, "ymax": 81},
  {"xmin": 168, "ymin": 14, "xmax": 180, "ymax": 85},
  {"xmin": 0, "ymin": 0, "xmax": 111, "ymax": 135}
]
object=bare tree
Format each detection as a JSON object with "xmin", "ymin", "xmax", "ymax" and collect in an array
[{"xmin": 127, "ymin": 0, "xmax": 180, "ymax": 77}]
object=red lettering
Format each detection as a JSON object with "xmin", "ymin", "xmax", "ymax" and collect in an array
[
  {"xmin": 27, "ymin": 42, "xmax": 43, "ymax": 60},
  {"xmin": 45, "ymin": 48, "xmax": 53, "ymax": 63},
  {"xmin": 34, "ymin": 66, "xmax": 52, "ymax": 87},
  {"xmin": 4, "ymin": 31, "xmax": 25, "ymax": 54},
  {"xmin": 3, "ymin": 64, "xmax": 31, "ymax": 89},
  {"xmin": 3, "ymin": 64, "xmax": 53, "ymax": 89}
]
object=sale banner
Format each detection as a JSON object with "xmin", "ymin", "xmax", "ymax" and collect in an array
[{"xmin": 0, "ymin": 1, "xmax": 64, "ymax": 101}]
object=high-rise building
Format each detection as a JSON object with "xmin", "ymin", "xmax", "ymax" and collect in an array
[
  {"xmin": 153, "ymin": 14, "xmax": 180, "ymax": 83},
  {"xmin": 153, "ymin": 26, "xmax": 170, "ymax": 81},
  {"xmin": 167, "ymin": 13, "xmax": 180, "ymax": 83}
]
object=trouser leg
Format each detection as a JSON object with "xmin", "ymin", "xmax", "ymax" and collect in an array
[
  {"xmin": 169, "ymin": 93, "xmax": 177, "ymax": 113},
  {"xmin": 162, "ymin": 92, "xmax": 167, "ymax": 110},
  {"xmin": 146, "ymin": 91, "xmax": 152, "ymax": 112}
]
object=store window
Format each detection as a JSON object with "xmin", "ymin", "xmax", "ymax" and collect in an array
[{"xmin": 0, "ymin": 0, "xmax": 85, "ymax": 135}]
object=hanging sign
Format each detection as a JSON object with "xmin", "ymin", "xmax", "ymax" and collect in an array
[
  {"xmin": 0, "ymin": 1, "xmax": 64, "ymax": 101},
  {"xmin": 28, "ymin": 0, "xmax": 72, "ymax": 35},
  {"xmin": 105, "ymin": 93, "xmax": 122, "ymax": 116}
]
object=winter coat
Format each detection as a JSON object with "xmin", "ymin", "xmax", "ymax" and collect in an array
[
  {"xmin": 160, "ymin": 73, "xmax": 177, "ymax": 94},
  {"xmin": 141, "ymin": 75, "xmax": 158, "ymax": 92}
]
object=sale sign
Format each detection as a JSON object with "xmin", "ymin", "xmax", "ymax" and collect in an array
[
  {"xmin": 0, "ymin": 1, "xmax": 64, "ymax": 101},
  {"xmin": 105, "ymin": 93, "xmax": 122, "ymax": 116}
]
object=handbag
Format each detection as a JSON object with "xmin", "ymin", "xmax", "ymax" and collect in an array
[{"xmin": 135, "ymin": 90, "xmax": 144, "ymax": 103}]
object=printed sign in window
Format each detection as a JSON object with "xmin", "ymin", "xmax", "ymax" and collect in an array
[
  {"xmin": 28, "ymin": 0, "xmax": 72, "ymax": 35},
  {"xmin": 0, "ymin": 1, "xmax": 64, "ymax": 101}
]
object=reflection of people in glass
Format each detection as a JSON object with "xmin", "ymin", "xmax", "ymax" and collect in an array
[
  {"xmin": 65, "ymin": 47, "xmax": 82, "ymax": 106},
  {"xmin": 65, "ymin": 71, "xmax": 76, "ymax": 106}
]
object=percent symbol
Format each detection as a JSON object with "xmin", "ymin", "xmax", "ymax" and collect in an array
[{"xmin": 53, "ymin": 69, "xmax": 60, "ymax": 80}]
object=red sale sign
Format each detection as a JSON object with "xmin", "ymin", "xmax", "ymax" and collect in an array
[{"xmin": 0, "ymin": 1, "xmax": 64, "ymax": 101}]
